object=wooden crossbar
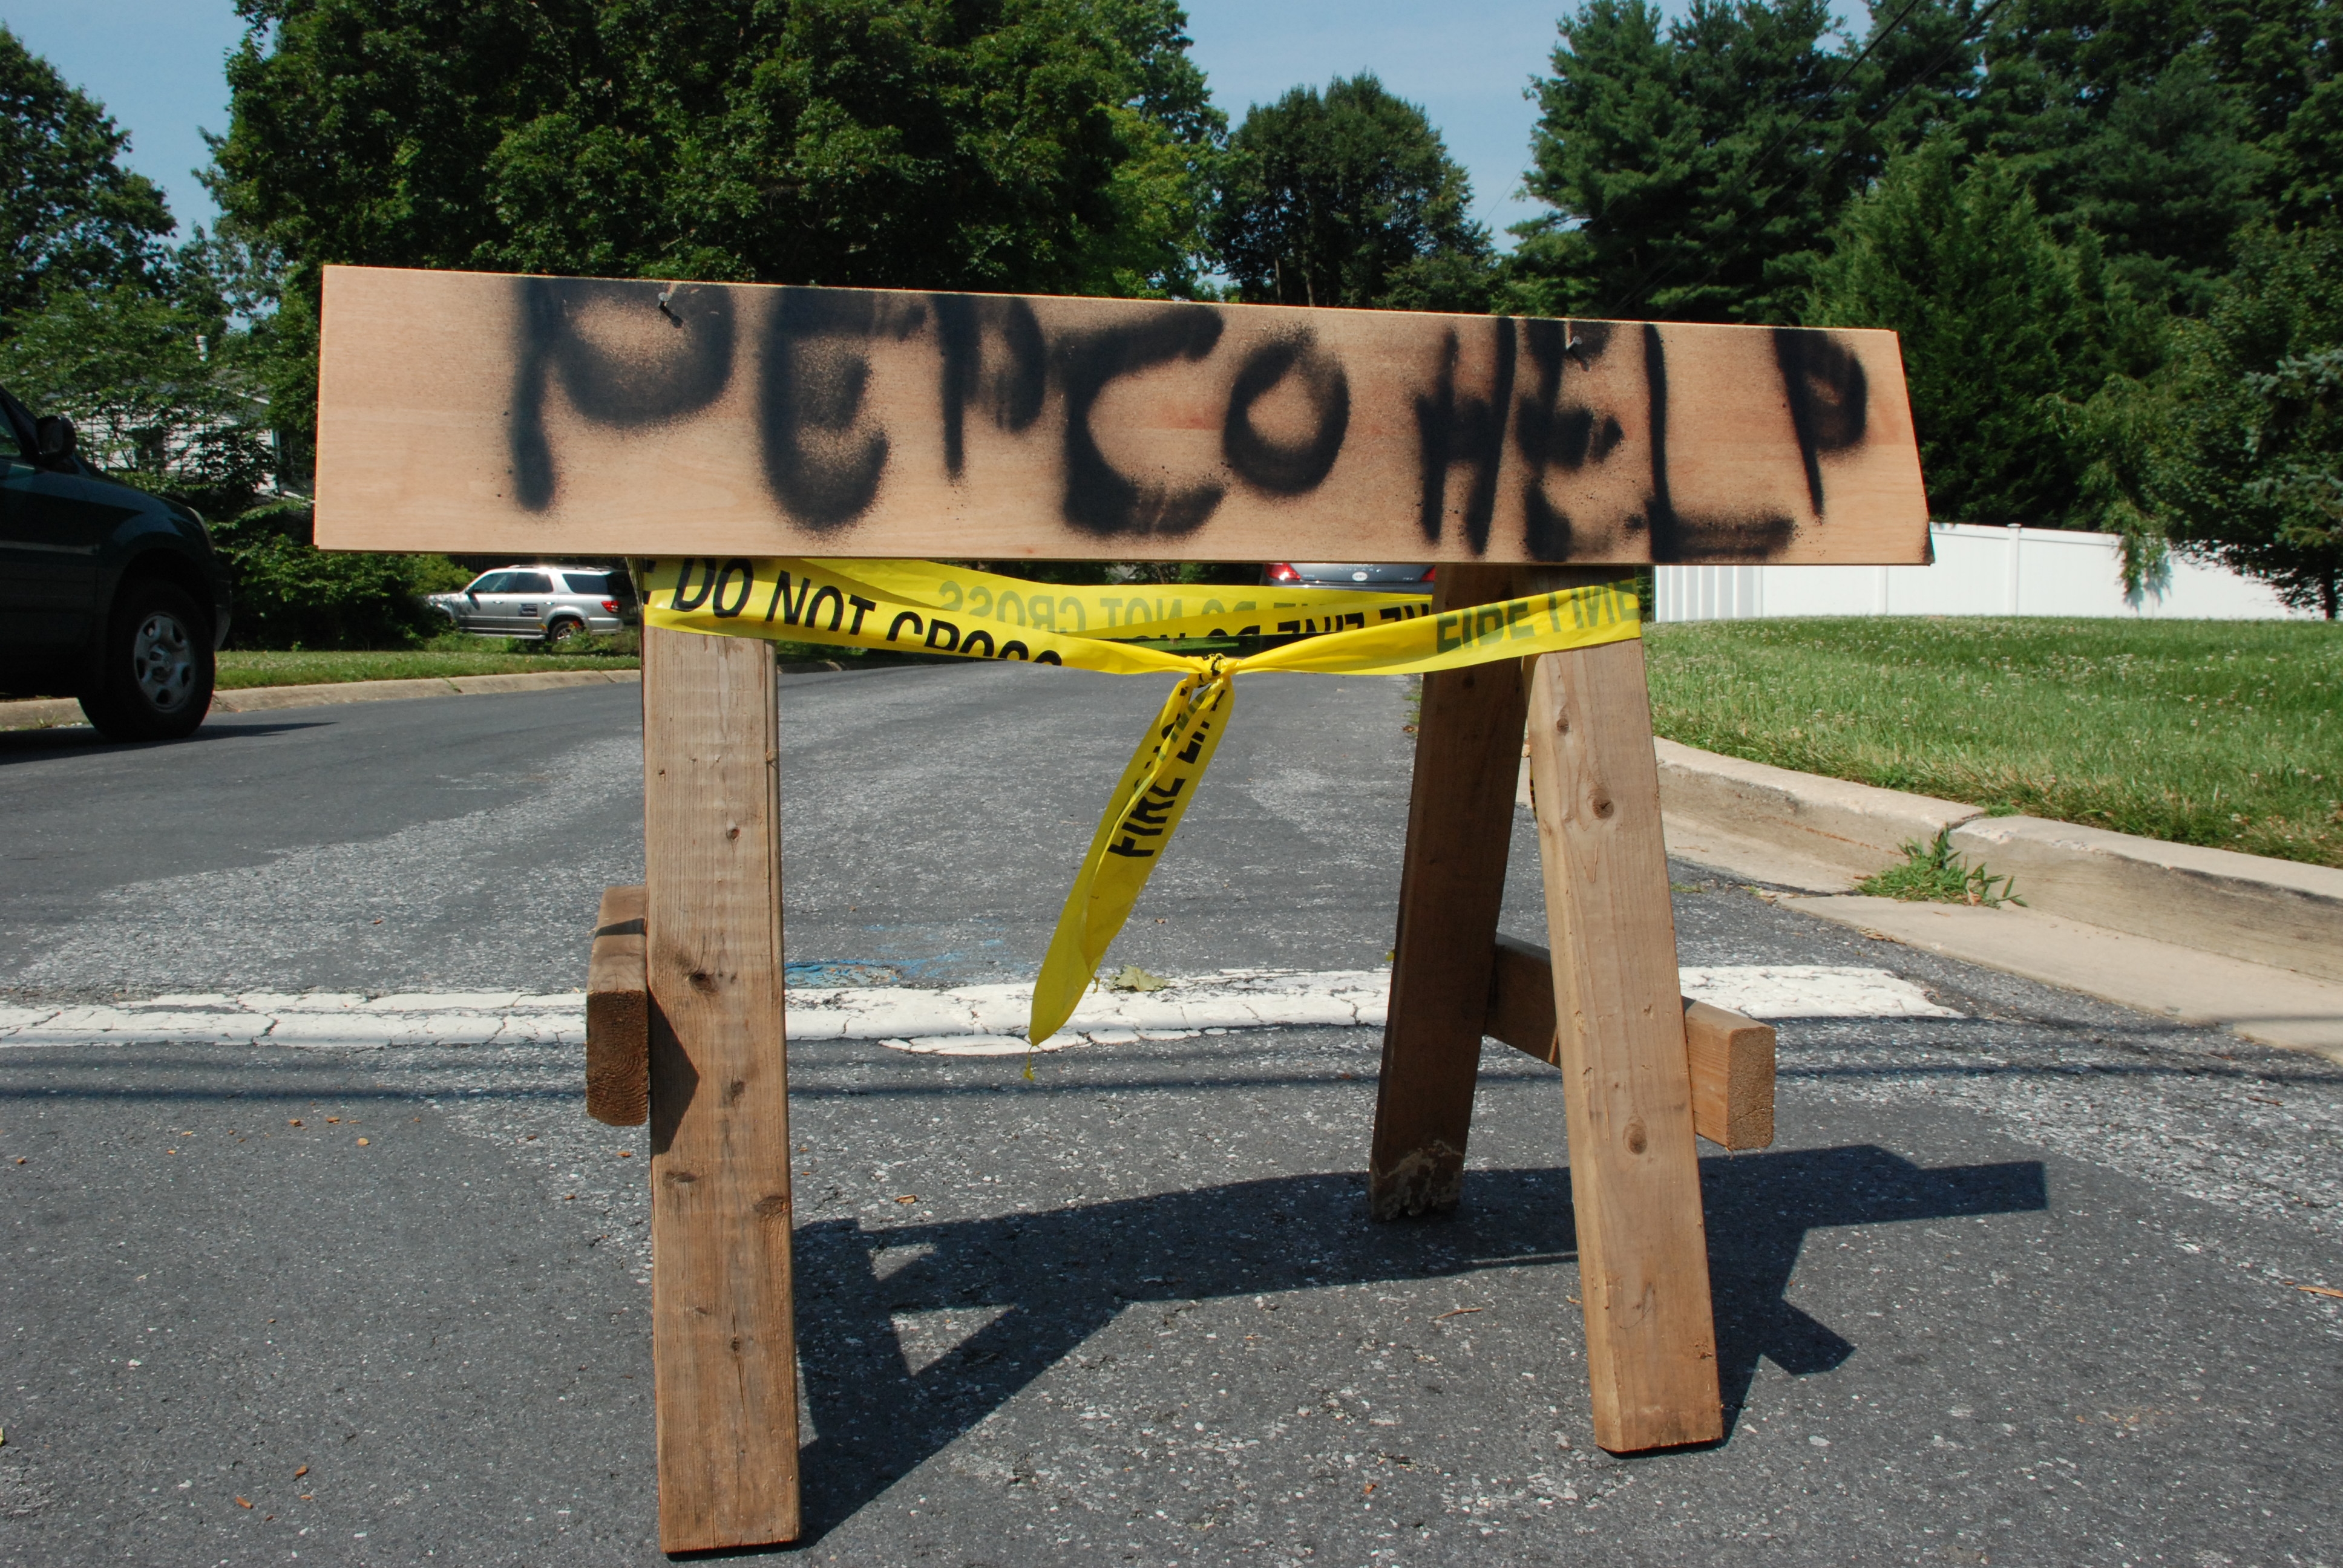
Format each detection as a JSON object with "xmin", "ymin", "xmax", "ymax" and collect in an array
[
  {"xmin": 1484, "ymin": 932, "xmax": 1775, "ymax": 1151},
  {"xmin": 586, "ymin": 884, "xmax": 649, "ymax": 1126},
  {"xmin": 585, "ymin": 891, "xmax": 1772, "ymax": 1149}
]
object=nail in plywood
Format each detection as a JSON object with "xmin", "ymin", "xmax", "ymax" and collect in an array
[
  {"xmin": 1369, "ymin": 563, "xmax": 1532, "ymax": 1218},
  {"xmin": 641, "ymin": 626, "xmax": 800, "ymax": 1551},
  {"xmin": 313, "ymin": 265, "xmax": 1928, "ymax": 565},
  {"xmin": 586, "ymin": 884, "xmax": 649, "ymax": 1127},
  {"xmin": 1484, "ymin": 932, "xmax": 1777, "ymax": 1151},
  {"xmin": 1525, "ymin": 636, "xmax": 1724, "ymax": 1453}
]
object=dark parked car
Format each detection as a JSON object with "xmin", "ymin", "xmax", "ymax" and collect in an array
[
  {"xmin": 0, "ymin": 385, "xmax": 232, "ymax": 740},
  {"xmin": 1264, "ymin": 562, "xmax": 1437, "ymax": 594}
]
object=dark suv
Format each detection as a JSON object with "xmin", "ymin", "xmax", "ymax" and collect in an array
[{"xmin": 0, "ymin": 385, "xmax": 232, "ymax": 740}]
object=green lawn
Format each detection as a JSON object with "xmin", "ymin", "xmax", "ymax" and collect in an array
[
  {"xmin": 217, "ymin": 641, "xmax": 638, "ymax": 689},
  {"xmin": 1643, "ymin": 617, "xmax": 2343, "ymax": 869}
]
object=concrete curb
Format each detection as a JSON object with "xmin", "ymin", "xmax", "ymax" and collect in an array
[
  {"xmin": 1783, "ymin": 893, "xmax": 2343, "ymax": 1064},
  {"xmin": 1651, "ymin": 737, "xmax": 1984, "ymax": 875},
  {"xmin": 1950, "ymin": 815, "xmax": 2343, "ymax": 985},
  {"xmin": 1646, "ymin": 739, "xmax": 2343, "ymax": 988}
]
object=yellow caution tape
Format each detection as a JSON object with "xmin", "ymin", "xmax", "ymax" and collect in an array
[
  {"xmin": 801, "ymin": 557, "xmax": 1434, "ymax": 643},
  {"xmin": 642, "ymin": 557, "xmax": 1641, "ymax": 1050}
]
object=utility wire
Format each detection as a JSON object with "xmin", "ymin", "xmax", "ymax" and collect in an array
[{"xmin": 1598, "ymin": 0, "xmax": 2017, "ymax": 320}]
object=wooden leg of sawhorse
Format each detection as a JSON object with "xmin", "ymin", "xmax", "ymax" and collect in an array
[
  {"xmin": 1527, "ymin": 636, "xmax": 1723, "ymax": 1452},
  {"xmin": 642, "ymin": 625, "xmax": 801, "ymax": 1551},
  {"xmin": 1368, "ymin": 564, "xmax": 1530, "ymax": 1219}
]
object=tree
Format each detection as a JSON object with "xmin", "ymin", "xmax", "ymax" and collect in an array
[
  {"xmin": 2127, "ymin": 221, "xmax": 2343, "ymax": 616},
  {"xmin": 1962, "ymin": 1, "xmax": 2302, "ymax": 313},
  {"xmin": 210, "ymin": 0, "xmax": 1217, "ymax": 297},
  {"xmin": 1806, "ymin": 135, "xmax": 2161, "ymax": 528},
  {"xmin": 1209, "ymin": 74, "xmax": 1493, "ymax": 312},
  {"xmin": 208, "ymin": 0, "xmax": 1224, "ymax": 485},
  {"xmin": 0, "ymin": 283, "xmax": 276, "ymax": 519},
  {"xmin": 1503, "ymin": 0, "xmax": 1981, "ymax": 324},
  {"xmin": 0, "ymin": 24, "xmax": 176, "ymax": 335}
]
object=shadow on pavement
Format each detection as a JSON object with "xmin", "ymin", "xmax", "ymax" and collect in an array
[
  {"xmin": 0, "ymin": 717, "xmax": 327, "ymax": 762},
  {"xmin": 789, "ymin": 1146, "xmax": 2045, "ymax": 1543}
]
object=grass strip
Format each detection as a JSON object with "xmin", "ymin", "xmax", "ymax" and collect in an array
[
  {"xmin": 216, "ymin": 647, "xmax": 639, "ymax": 689},
  {"xmin": 1645, "ymin": 616, "xmax": 2343, "ymax": 870}
]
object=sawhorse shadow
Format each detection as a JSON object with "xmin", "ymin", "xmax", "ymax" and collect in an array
[{"xmin": 789, "ymin": 1145, "xmax": 2045, "ymax": 1541}]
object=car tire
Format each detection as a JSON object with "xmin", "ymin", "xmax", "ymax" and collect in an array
[
  {"xmin": 78, "ymin": 578, "xmax": 215, "ymax": 742},
  {"xmin": 545, "ymin": 616, "xmax": 586, "ymax": 646}
]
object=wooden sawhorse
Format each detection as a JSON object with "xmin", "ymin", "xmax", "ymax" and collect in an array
[
  {"xmin": 584, "ymin": 568, "xmax": 1775, "ymax": 1547},
  {"xmin": 313, "ymin": 266, "xmax": 1921, "ymax": 1553}
]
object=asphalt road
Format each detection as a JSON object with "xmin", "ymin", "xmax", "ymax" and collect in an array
[{"xmin": 2, "ymin": 667, "xmax": 2339, "ymax": 1566}]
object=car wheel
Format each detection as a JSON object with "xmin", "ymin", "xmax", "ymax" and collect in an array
[
  {"xmin": 79, "ymin": 578, "xmax": 215, "ymax": 741},
  {"xmin": 545, "ymin": 616, "xmax": 587, "ymax": 646}
]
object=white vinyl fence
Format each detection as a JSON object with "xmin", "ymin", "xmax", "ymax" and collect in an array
[{"xmin": 1655, "ymin": 522, "xmax": 2309, "ymax": 622}]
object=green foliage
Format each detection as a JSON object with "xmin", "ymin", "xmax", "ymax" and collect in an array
[
  {"xmin": 1502, "ymin": 0, "xmax": 1979, "ymax": 323},
  {"xmin": 208, "ymin": 0, "xmax": 1221, "ymax": 334},
  {"xmin": 1645, "ymin": 616, "xmax": 2343, "ymax": 868},
  {"xmin": 207, "ymin": 0, "xmax": 1227, "ymax": 482},
  {"xmin": 0, "ymin": 24, "xmax": 175, "ymax": 333},
  {"xmin": 1964, "ymin": 0, "xmax": 2332, "ymax": 311},
  {"xmin": 217, "ymin": 645, "xmax": 637, "ymax": 687},
  {"xmin": 1210, "ymin": 74, "xmax": 1493, "ymax": 312},
  {"xmin": 0, "ymin": 283, "xmax": 277, "ymax": 518},
  {"xmin": 1806, "ymin": 136, "xmax": 2163, "ymax": 528},
  {"xmin": 208, "ymin": 504, "xmax": 469, "ymax": 650},
  {"xmin": 2115, "ymin": 220, "xmax": 2343, "ymax": 616},
  {"xmin": 1854, "ymin": 829, "xmax": 2023, "ymax": 906}
]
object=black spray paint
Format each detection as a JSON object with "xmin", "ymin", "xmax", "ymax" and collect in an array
[
  {"xmin": 1055, "ymin": 307, "xmax": 1228, "ymax": 538},
  {"xmin": 759, "ymin": 289, "xmax": 926, "ymax": 531},
  {"xmin": 1640, "ymin": 322, "xmax": 1798, "ymax": 562},
  {"xmin": 1413, "ymin": 318, "xmax": 1516, "ymax": 554},
  {"xmin": 1772, "ymin": 328, "xmax": 1870, "ymax": 514},
  {"xmin": 1511, "ymin": 318, "xmax": 1623, "ymax": 561},
  {"xmin": 509, "ymin": 278, "xmax": 736, "ymax": 510},
  {"xmin": 933, "ymin": 293, "xmax": 1046, "ymax": 479},
  {"xmin": 505, "ymin": 279, "xmax": 1875, "ymax": 559},
  {"xmin": 1221, "ymin": 330, "xmax": 1350, "ymax": 496}
]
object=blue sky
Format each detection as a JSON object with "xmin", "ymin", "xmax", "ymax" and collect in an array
[{"xmin": 1, "ymin": 1, "xmax": 1765, "ymax": 251}]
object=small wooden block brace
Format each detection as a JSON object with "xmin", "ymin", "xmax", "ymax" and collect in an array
[
  {"xmin": 586, "ymin": 884, "xmax": 649, "ymax": 1127},
  {"xmin": 1484, "ymin": 933, "xmax": 1775, "ymax": 1151}
]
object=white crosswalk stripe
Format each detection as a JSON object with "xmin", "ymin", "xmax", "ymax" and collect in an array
[{"xmin": 0, "ymin": 964, "xmax": 1955, "ymax": 1055}]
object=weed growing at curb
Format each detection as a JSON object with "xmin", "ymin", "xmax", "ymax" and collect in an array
[{"xmin": 1855, "ymin": 829, "xmax": 2025, "ymax": 907}]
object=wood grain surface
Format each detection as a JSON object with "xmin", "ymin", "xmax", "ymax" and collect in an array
[
  {"xmin": 585, "ymin": 883, "xmax": 649, "ymax": 1127},
  {"xmin": 1525, "ymin": 637, "xmax": 1725, "ymax": 1453},
  {"xmin": 641, "ymin": 627, "xmax": 801, "ymax": 1550},
  {"xmin": 1367, "ymin": 564, "xmax": 1532, "ymax": 1220},
  {"xmin": 1484, "ymin": 932, "xmax": 1777, "ymax": 1152},
  {"xmin": 315, "ymin": 265, "xmax": 1928, "ymax": 564}
]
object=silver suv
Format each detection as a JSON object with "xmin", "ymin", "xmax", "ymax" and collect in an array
[{"xmin": 428, "ymin": 565, "xmax": 637, "ymax": 643}]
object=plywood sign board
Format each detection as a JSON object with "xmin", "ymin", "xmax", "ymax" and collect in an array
[{"xmin": 315, "ymin": 265, "xmax": 1929, "ymax": 564}]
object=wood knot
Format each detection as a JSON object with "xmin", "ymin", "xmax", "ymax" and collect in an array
[
  {"xmin": 721, "ymin": 1079, "xmax": 746, "ymax": 1106},
  {"xmin": 662, "ymin": 1169, "xmax": 699, "ymax": 1187},
  {"xmin": 1555, "ymin": 715, "xmax": 1570, "ymax": 735},
  {"xmin": 688, "ymin": 969, "xmax": 717, "ymax": 992},
  {"xmin": 1591, "ymin": 791, "xmax": 1615, "ymax": 819},
  {"xmin": 724, "ymin": 823, "xmax": 741, "ymax": 840},
  {"xmin": 1624, "ymin": 1118, "xmax": 1647, "ymax": 1155},
  {"xmin": 754, "ymin": 1193, "xmax": 791, "ymax": 1220}
]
